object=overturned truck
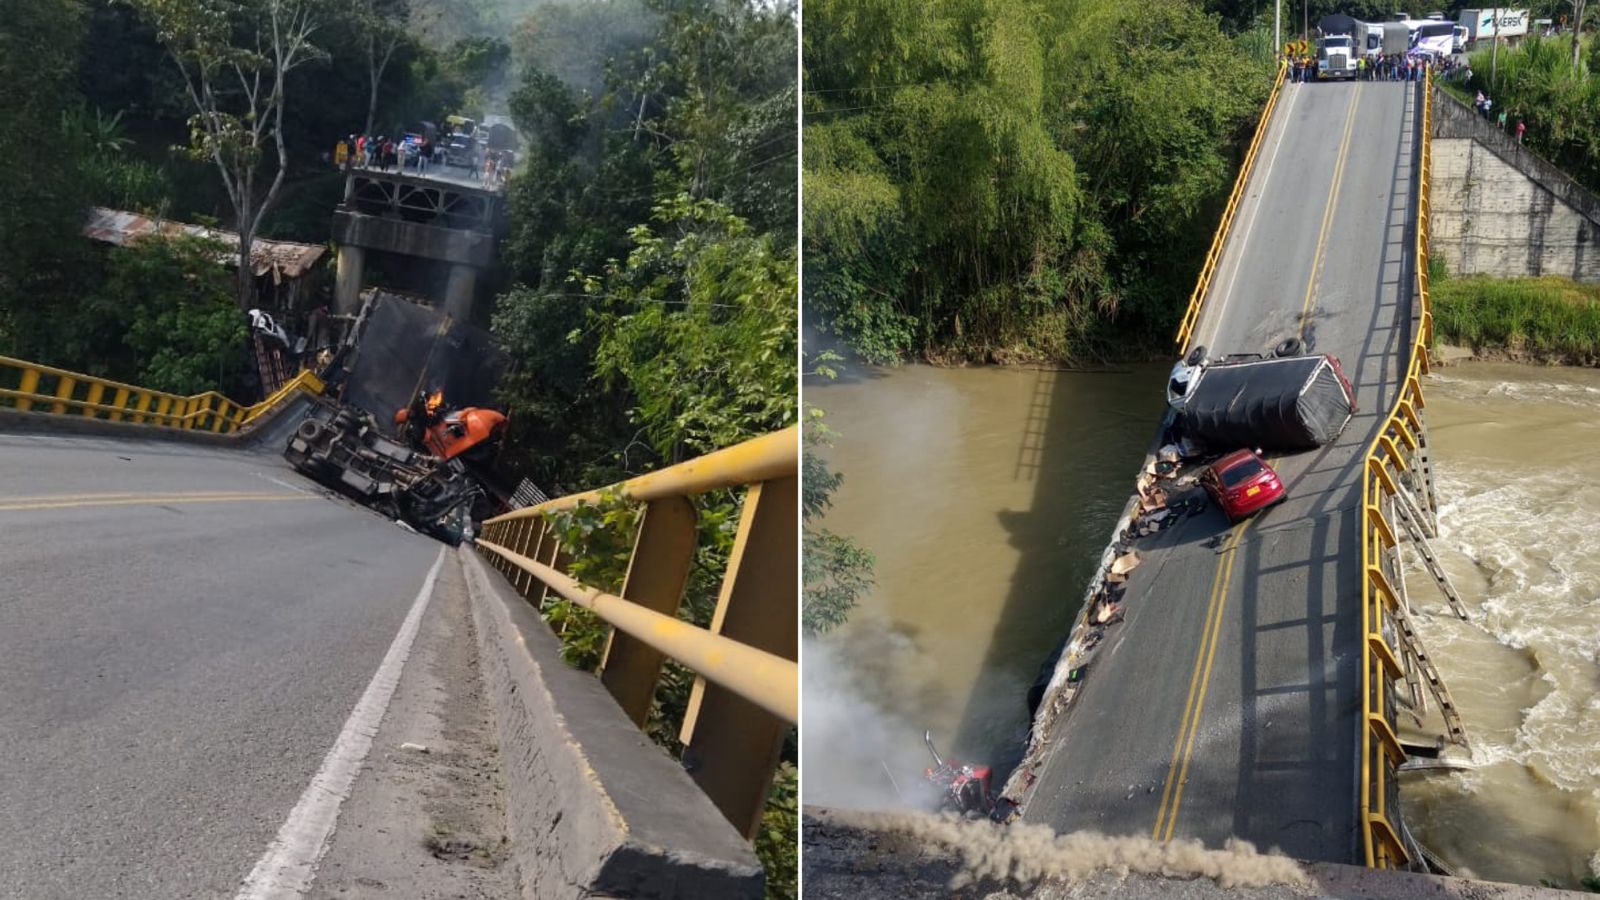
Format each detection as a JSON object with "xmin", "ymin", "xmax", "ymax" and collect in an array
[
  {"xmin": 284, "ymin": 398, "xmax": 501, "ymax": 543},
  {"xmin": 1174, "ymin": 353, "xmax": 1358, "ymax": 452}
]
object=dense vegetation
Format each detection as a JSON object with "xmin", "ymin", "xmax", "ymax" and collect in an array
[
  {"xmin": 804, "ymin": 0, "xmax": 1274, "ymax": 364},
  {"xmin": 1454, "ymin": 33, "xmax": 1600, "ymax": 195},
  {"xmin": 1433, "ymin": 273, "xmax": 1600, "ymax": 361},
  {"xmin": 483, "ymin": 3, "xmax": 799, "ymax": 894}
]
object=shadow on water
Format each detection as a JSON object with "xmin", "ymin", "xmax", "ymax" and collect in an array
[{"xmin": 946, "ymin": 363, "xmax": 1169, "ymax": 779}]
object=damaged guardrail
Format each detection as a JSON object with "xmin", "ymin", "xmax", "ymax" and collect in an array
[
  {"xmin": 1176, "ymin": 61, "xmax": 1288, "ymax": 352},
  {"xmin": 1357, "ymin": 71, "xmax": 1437, "ymax": 870},
  {"xmin": 474, "ymin": 425, "xmax": 798, "ymax": 839},
  {"xmin": 0, "ymin": 355, "xmax": 323, "ymax": 434}
]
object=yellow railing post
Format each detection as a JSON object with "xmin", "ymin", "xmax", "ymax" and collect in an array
[
  {"xmin": 678, "ymin": 474, "xmax": 798, "ymax": 839},
  {"xmin": 109, "ymin": 388, "xmax": 130, "ymax": 422},
  {"xmin": 82, "ymin": 383, "xmax": 105, "ymax": 418},
  {"xmin": 51, "ymin": 375, "xmax": 76, "ymax": 414},
  {"xmin": 600, "ymin": 496, "xmax": 698, "ymax": 726},
  {"xmin": 16, "ymin": 368, "xmax": 40, "ymax": 411}
]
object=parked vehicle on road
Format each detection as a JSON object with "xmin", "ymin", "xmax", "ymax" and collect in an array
[
  {"xmin": 442, "ymin": 134, "xmax": 476, "ymax": 169},
  {"xmin": 1203, "ymin": 449, "xmax": 1286, "ymax": 522}
]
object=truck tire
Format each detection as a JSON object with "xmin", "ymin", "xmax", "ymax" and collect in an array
[
  {"xmin": 1185, "ymin": 345, "xmax": 1209, "ymax": 367},
  {"xmin": 1274, "ymin": 337, "xmax": 1304, "ymax": 358}
]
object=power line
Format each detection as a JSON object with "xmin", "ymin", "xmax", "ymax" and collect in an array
[{"xmin": 801, "ymin": 79, "xmax": 951, "ymax": 94}]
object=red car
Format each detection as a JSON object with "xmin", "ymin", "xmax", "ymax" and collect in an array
[{"xmin": 1202, "ymin": 449, "xmax": 1285, "ymax": 522}]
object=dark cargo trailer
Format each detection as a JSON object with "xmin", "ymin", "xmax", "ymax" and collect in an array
[{"xmin": 1177, "ymin": 354, "xmax": 1357, "ymax": 452}]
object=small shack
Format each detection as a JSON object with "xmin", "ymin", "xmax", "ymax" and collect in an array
[{"xmin": 83, "ymin": 207, "xmax": 334, "ymax": 399}]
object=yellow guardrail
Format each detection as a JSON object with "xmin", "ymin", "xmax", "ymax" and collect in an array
[
  {"xmin": 0, "ymin": 356, "xmax": 324, "ymax": 434},
  {"xmin": 1176, "ymin": 61, "xmax": 1289, "ymax": 352},
  {"xmin": 1357, "ymin": 70, "xmax": 1435, "ymax": 870},
  {"xmin": 475, "ymin": 425, "xmax": 798, "ymax": 839}
]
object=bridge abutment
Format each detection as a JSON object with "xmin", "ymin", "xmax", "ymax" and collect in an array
[{"xmin": 1430, "ymin": 86, "xmax": 1600, "ymax": 282}]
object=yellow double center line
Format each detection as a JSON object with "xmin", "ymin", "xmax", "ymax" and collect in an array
[
  {"xmin": 1151, "ymin": 516, "xmax": 1255, "ymax": 841},
  {"xmin": 1298, "ymin": 84, "xmax": 1364, "ymax": 339},
  {"xmin": 0, "ymin": 491, "xmax": 313, "ymax": 512}
]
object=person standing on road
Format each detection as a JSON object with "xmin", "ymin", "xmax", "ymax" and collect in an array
[
  {"xmin": 334, "ymin": 138, "xmax": 348, "ymax": 168},
  {"xmin": 1516, "ymin": 119, "xmax": 1526, "ymax": 144},
  {"xmin": 416, "ymin": 138, "xmax": 429, "ymax": 175}
]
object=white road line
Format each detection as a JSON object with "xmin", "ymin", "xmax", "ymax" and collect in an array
[
  {"xmin": 235, "ymin": 546, "xmax": 447, "ymax": 900},
  {"xmin": 1206, "ymin": 81, "xmax": 1302, "ymax": 343}
]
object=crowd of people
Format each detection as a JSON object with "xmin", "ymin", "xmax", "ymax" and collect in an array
[
  {"xmin": 330, "ymin": 132, "xmax": 514, "ymax": 187},
  {"xmin": 1285, "ymin": 49, "xmax": 1467, "ymax": 84},
  {"xmin": 1474, "ymin": 92, "xmax": 1528, "ymax": 144}
]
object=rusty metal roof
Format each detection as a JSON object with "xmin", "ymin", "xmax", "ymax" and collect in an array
[{"xmin": 83, "ymin": 207, "xmax": 326, "ymax": 282}]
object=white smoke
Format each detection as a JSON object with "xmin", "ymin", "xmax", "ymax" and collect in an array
[{"xmin": 801, "ymin": 637, "xmax": 943, "ymax": 810}]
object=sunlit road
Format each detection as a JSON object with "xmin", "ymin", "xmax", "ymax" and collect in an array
[
  {"xmin": 1022, "ymin": 79, "xmax": 1419, "ymax": 863},
  {"xmin": 0, "ymin": 430, "xmax": 442, "ymax": 897}
]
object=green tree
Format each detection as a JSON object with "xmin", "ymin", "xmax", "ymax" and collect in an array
[
  {"xmin": 78, "ymin": 233, "xmax": 249, "ymax": 394},
  {"xmin": 581, "ymin": 196, "xmax": 797, "ymax": 462},
  {"xmin": 0, "ymin": 0, "xmax": 97, "ymax": 360},
  {"xmin": 802, "ymin": 404, "xmax": 874, "ymax": 637},
  {"xmin": 126, "ymin": 0, "xmax": 327, "ymax": 309},
  {"xmin": 804, "ymin": 0, "xmax": 1270, "ymax": 363}
]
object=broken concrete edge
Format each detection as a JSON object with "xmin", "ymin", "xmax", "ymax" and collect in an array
[
  {"xmin": 801, "ymin": 808, "xmax": 1575, "ymax": 900},
  {"xmin": 998, "ymin": 409, "xmax": 1171, "ymax": 806},
  {"xmin": 0, "ymin": 388, "xmax": 313, "ymax": 451},
  {"xmin": 456, "ymin": 546, "xmax": 765, "ymax": 900}
]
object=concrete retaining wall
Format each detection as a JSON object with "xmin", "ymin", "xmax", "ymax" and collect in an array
[
  {"xmin": 1430, "ymin": 86, "xmax": 1600, "ymax": 281},
  {"xmin": 458, "ymin": 548, "xmax": 764, "ymax": 900}
]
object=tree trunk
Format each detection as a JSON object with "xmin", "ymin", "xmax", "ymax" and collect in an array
[
  {"xmin": 237, "ymin": 220, "xmax": 257, "ymax": 310},
  {"xmin": 1573, "ymin": 0, "xmax": 1587, "ymax": 71}
]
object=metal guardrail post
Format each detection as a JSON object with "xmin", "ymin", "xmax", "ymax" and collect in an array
[
  {"xmin": 51, "ymin": 375, "xmax": 75, "ymax": 415},
  {"xmin": 601, "ymin": 496, "xmax": 698, "ymax": 726},
  {"xmin": 14, "ymin": 368, "xmax": 40, "ymax": 412},
  {"xmin": 679, "ymin": 474, "xmax": 798, "ymax": 839},
  {"xmin": 82, "ymin": 382, "xmax": 105, "ymax": 418}
]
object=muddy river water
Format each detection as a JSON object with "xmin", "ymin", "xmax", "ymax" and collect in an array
[{"xmin": 804, "ymin": 360, "xmax": 1600, "ymax": 889}]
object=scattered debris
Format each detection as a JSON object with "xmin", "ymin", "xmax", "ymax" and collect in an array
[
  {"xmin": 401, "ymin": 742, "xmax": 430, "ymax": 753},
  {"xmin": 1110, "ymin": 551, "xmax": 1141, "ymax": 577}
]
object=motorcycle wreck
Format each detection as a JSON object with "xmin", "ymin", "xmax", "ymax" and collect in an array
[{"xmin": 921, "ymin": 731, "xmax": 1015, "ymax": 822}]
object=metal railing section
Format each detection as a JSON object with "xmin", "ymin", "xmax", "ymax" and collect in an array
[
  {"xmin": 474, "ymin": 425, "xmax": 798, "ymax": 839},
  {"xmin": 1176, "ymin": 62, "xmax": 1288, "ymax": 352},
  {"xmin": 1358, "ymin": 71, "xmax": 1435, "ymax": 870},
  {"xmin": 0, "ymin": 356, "xmax": 322, "ymax": 434}
]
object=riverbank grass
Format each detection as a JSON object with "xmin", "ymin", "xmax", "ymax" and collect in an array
[{"xmin": 1432, "ymin": 275, "xmax": 1600, "ymax": 362}]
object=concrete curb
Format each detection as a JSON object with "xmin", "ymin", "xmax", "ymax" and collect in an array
[
  {"xmin": 0, "ymin": 391, "xmax": 311, "ymax": 450},
  {"xmin": 456, "ymin": 547, "xmax": 764, "ymax": 900}
]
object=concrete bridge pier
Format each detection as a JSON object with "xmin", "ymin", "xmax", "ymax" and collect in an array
[
  {"xmin": 335, "ymin": 245, "xmax": 365, "ymax": 315},
  {"xmin": 444, "ymin": 262, "xmax": 479, "ymax": 321},
  {"xmin": 331, "ymin": 171, "xmax": 502, "ymax": 320}
]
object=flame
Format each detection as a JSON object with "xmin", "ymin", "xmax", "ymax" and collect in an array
[{"xmin": 425, "ymin": 389, "xmax": 444, "ymax": 414}]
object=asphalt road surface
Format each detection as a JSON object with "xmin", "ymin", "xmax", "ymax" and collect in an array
[
  {"xmin": 0, "ymin": 430, "xmax": 446, "ymax": 897},
  {"xmin": 1021, "ymin": 79, "xmax": 1418, "ymax": 863}
]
